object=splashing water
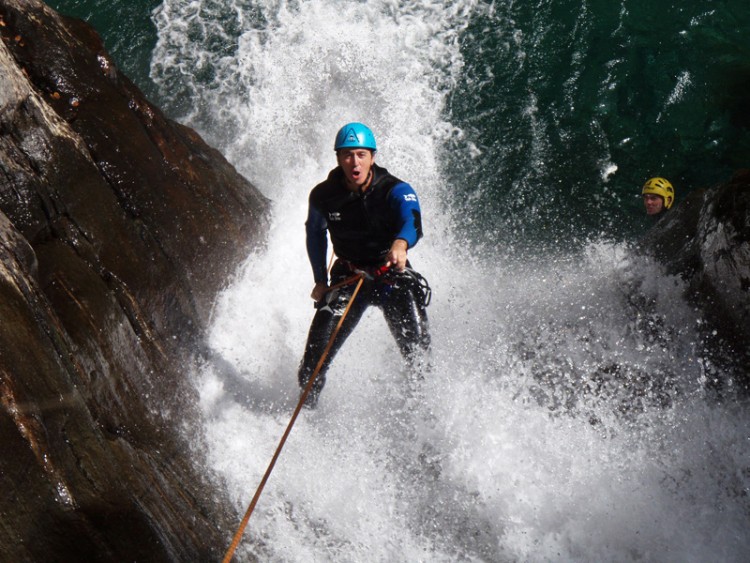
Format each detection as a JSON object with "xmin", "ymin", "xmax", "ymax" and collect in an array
[{"xmin": 151, "ymin": 1, "xmax": 750, "ymax": 561}]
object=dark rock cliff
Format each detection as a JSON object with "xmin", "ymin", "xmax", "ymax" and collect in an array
[{"xmin": 1, "ymin": 0, "xmax": 269, "ymax": 560}]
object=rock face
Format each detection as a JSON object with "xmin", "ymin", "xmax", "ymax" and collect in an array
[
  {"xmin": 640, "ymin": 170, "xmax": 750, "ymax": 382},
  {"xmin": 0, "ymin": 1, "xmax": 269, "ymax": 560}
]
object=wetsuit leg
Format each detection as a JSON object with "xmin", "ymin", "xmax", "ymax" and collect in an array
[
  {"xmin": 380, "ymin": 272, "xmax": 431, "ymax": 372},
  {"xmin": 297, "ymin": 281, "xmax": 370, "ymax": 405}
]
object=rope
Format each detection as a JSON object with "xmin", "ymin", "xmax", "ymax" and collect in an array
[
  {"xmin": 326, "ymin": 273, "xmax": 366, "ymax": 292},
  {"xmin": 221, "ymin": 275, "xmax": 366, "ymax": 562}
]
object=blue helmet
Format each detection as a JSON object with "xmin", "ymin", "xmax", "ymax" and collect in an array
[{"xmin": 334, "ymin": 122, "xmax": 377, "ymax": 151}]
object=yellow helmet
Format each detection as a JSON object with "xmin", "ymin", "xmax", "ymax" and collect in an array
[{"xmin": 641, "ymin": 177, "xmax": 675, "ymax": 209}]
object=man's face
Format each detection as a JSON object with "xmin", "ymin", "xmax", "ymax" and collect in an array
[
  {"xmin": 643, "ymin": 193, "xmax": 664, "ymax": 215},
  {"xmin": 337, "ymin": 148, "xmax": 375, "ymax": 189}
]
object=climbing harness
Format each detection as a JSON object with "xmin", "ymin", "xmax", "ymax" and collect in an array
[{"xmin": 335, "ymin": 259, "xmax": 431, "ymax": 307}]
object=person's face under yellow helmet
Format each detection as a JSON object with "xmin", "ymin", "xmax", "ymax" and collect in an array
[{"xmin": 642, "ymin": 177, "xmax": 675, "ymax": 212}]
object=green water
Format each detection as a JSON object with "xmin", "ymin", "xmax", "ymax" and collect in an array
[
  {"xmin": 47, "ymin": 0, "xmax": 162, "ymax": 100},
  {"xmin": 445, "ymin": 0, "xmax": 750, "ymax": 245}
]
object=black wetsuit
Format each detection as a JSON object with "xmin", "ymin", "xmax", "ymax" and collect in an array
[{"xmin": 298, "ymin": 164, "xmax": 430, "ymax": 405}]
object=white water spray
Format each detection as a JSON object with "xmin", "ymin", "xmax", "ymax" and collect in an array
[{"xmin": 152, "ymin": 1, "xmax": 750, "ymax": 561}]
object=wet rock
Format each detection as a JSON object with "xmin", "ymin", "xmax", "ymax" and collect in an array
[
  {"xmin": 639, "ymin": 170, "xmax": 750, "ymax": 381},
  {"xmin": 1, "ymin": 0, "xmax": 269, "ymax": 560}
]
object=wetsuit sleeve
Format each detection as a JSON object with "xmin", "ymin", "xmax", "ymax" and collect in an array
[
  {"xmin": 305, "ymin": 203, "xmax": 329, "ymax": 283},
  {"xmin": 389, "ymin": 182, "xmax": 423, "ymax": 248}
]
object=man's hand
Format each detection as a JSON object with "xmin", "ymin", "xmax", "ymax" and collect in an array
[
  {"xmin": 311, "ymin": 281, "xmax": 329, "ymax": 302},
  {"xmin": 385, "ymin": 239, "xmax": 408, "ymax": 271}
]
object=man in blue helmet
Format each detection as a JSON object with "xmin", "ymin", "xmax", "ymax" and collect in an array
[{"xmin": 298, "ymin": 122, "xmax": 431, "ymax": 408}]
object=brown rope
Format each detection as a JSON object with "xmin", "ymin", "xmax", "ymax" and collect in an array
[
  {"xmin": 221, "ymin": 275, "xmax": 366, "ymax": 562},
  {"xmin": 326, "ymin": 273, "xmax": 367, "ymax": 293}
]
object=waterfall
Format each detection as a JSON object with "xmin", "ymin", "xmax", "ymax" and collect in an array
[{"xmin": 151, "ymin": 1, "xmax": 750, "ymax": 560}]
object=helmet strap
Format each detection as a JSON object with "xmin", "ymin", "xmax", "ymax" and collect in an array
[{"xmin": 358, "ymin": 170, "xmax": 374, "ymax": 194}]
